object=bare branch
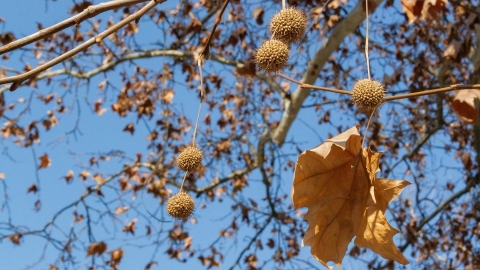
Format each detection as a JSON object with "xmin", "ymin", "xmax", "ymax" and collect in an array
[
  {"xmin": 277, "ymin": 73, "xmax": 351, "ymax": 95},
  {"xmin": 0, "ymin": 49, "xmax": 284, "ymax": 97},
  {"xmin": 0, "ymin": 0, "xmax": 151, "ymax": 55},
  {"xmin": 280, "ymin": 71, "xmax": 480, "ymax": 102},
  {"xmin": 200, "ymin": 0, "xmax": 231, "ymax": 59},
  {"xmin": 415, "ymin": 181, "xmax": 474, "ymax": 232},
  {"xmin": 383, "ymin": 84, "xmax": 480, "ymax": 101},
  {"xmin": 1, "ymin": 0, "xmax": 166, "ymax": 91},
  {"xmin": 228, "ymin": 216, "xmax": 273, "ymax": 270},
  {"xmin": 195, "ymin": 167, "xmax": 254, "ymax": 195}
]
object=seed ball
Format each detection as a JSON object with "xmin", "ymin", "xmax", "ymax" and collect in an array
[
  {"xmin": 270, "ymin": 8, "xmax": 307, "ymax": 44},
  {"xmin": 166, "ymin": 192, "xmax": 195, "ymax": 220},
  {"xmin": 351, "ymin": 78, "xmax": 385, "ymax": 111},
  {"xmin": 176, "ymin": 146, "xmax": 203, "ymax": 172},
  {"xmin": 255, "ymin": 39, "xmax": 290, "ymax": 72}
]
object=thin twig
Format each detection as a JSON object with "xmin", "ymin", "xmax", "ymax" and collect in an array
[
  {"xmin": 194, "ymin": 167, "xmax": 254, "ymax": 195},
  {"xmin": 365, "ymin": 0, "xmax": 371, "ymax": 79},
  {"xmin": 383, "ymin": 84, "xmax": 480, "ymax": 101},
  {"xmin": 279, "ymin": 73, "xmax": 480, "ymax": 100},
  {"xmin": 199, "ymin": 0, "xmax": 231, "ymax": 59},
  {"xmin": 277, "ymin": 73, "xmax": 351, "ymax": 95},
  {"xmin": 189, "ymin": 56, "xmax": 205, "ymax": 148},
  {"xmin": 0, "ymin": 49, "xmax": 285, "ymax": 97},
  {"xmin": 2, "ymin": 0, "xmax": 166, "ymax": 91},
  {"xmin": 228, "ymin": 216, "xmax": 273, "ymax": 270},
  {"xmin": 179, "ymin": 172, "xmax": 188, "ymax": 192},
  {"xmin": 0, "ymin": 0, "xmax": 150, "ymax": 55}
]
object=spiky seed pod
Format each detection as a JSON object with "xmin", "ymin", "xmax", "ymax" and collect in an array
[
  {"xmin": 255, "ymin": 39, "xmax": 290, "ymax": 72},
  {"xmin": 177, "ymin": 146, "xmax": 203, "ymax": 172},
  {"xmin": 352, "ymin": 78, "xmax": 385, "ymax": 111},
  {"xmin": 166, "ymin": 192, "xmax": 195, "ymax": 220},
  {"xmin": 269, "ymin": 7, "xmax": 307, "ymax": 44}
]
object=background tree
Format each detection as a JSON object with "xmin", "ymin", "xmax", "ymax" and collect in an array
[{"xmin": 0, "ymin": 0, "xmax": 479, "ymax": 269}]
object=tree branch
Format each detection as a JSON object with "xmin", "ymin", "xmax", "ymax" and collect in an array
[
  {"xmin": 0, "ymin": 49, "xmax": 285, "ymax": 97},
  {"xmin": 199, "ymin": 0, "xmax": 231, "ymax": 59},
  {"xmin": 228, "ymin": 216, "xmax": 273, "ymax": 270},
  {"xmin": 1, "ymin": 0, "xmax": 166, "ymax": 91},
  {"xmin": 0, "ymin": 0, "xmax": 151, "ymax": 55},
  {"xmin": 383, "ymin": 84, "xmax": 480, "ymax": 101},
  {"xmin": 194, "ymin": 167, "xmax": 255, "ymax": 196},
  {"xmin": 414, "ymin": 181, "xmax": 474, "ymax": 232}
]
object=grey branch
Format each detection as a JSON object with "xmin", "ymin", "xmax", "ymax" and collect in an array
[
  {"xmin": 0, "ymin": 0, "xmax": 151, "ymax": 55},
  {"xmin": 0, "ymin": 49, "xmax": 284, "ymax": 96},
  {"xmin": 0, "ymin": 0, "xmax": 166, "ymax": 91}
]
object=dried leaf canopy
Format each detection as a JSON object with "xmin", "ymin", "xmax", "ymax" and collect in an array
[{"xmin": 292, "ymin": 125, "xmax": 410, "ymax": 268}]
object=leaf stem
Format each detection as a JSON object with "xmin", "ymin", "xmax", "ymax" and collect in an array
[
  {"xmin": 180, "ymin": 172, "xmax": 188, "ymax": 192},
  {"xmin": 365, "ymin": 0, "xmax": 371, "ymax": 80},
  {"xmin": 362, "ymin": 109, "xmax": 376, "ymax": 148},
  {"xmin": 192, "ymin": 56, "xmax": 204, "ymax": 146}
]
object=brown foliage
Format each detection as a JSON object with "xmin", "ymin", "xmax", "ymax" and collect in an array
[
  {"xmin": 401, "ymin": 0, "xmax": 447, "ymax": 22},
  {"xmin": 452, "ymin": 89, "xmax": 480, "ymax": 123},
  {"xmin": 87, "ymin": 242, "xmax": 107, "ymax": 257},
  {"xmin": 109, "ymin": 248, "xmax": 124, "ymax": 269}
]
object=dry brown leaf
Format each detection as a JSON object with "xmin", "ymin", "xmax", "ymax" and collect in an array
[
  {"xmin": 354, "ymin": 150, "xmax": 410, "ymax": 264},
  {"xmin": 253, "ymin": 7, "xmax": 264, "ymax": 25},
  {"xmin": 86, "ymin": 242, "xmax": 107, "ymax": 257},
  {"xmin": 115, "ymin": 206, "xmax": 129, "ymax": 215},
  {"xmin": 401, "ymin": 0, "xmax": 447, "ymax": 23},
  {"xmin": 292, "ymin": 125, "xmax": 365, "ymax": 268},
  {"xmin": 79, "ymin": 170, "xmax": 91, "ymax": 180},
  {"xmin": 145, "ymin": 261, "xmax": 157, "ymax": 270},
  {"xmin": 8, "ymin": 233, "xmax": 22, "ymax": 245},
  {"xmin": 123, "ymin": 123, "xmax": 135, "ymax": 135},
  {"xmin": 162, "ymin": 90, "xmax": 174, "ymax": 104},
  {"xmin": 292, "ymin": 125, "xmax": 409, "ymax": 268},
  {"xmin": 93, "ymin": 174, "xmax": 104, "ymax": 184},
  {"xmin": 444, "ymin": 40, "xmax": 462, "ymax": 61},
  {"xmin": 451, "ymin": 89, "xmax": 480, "ymax": 124},
  {"xmin": 39, "ymin": 153, "xmax": 51, "ymax": 169},
  {"xmin": 401, "ymin": 0, "xmax": 424, "ymax": 22},
  {"xmin": 109, "ymin": 248, "xmax": 124, "ymax": 268},
  {"xmin": 27, "ymin": 183, "xmax": 38, "ymax": 193},
  {"xmin": 122, "ymin": 218, "xmax": 137, "ymax": 235},
  {"xmin": 64, "ymin": 170, "xmax": 74, "ymax": 183}
]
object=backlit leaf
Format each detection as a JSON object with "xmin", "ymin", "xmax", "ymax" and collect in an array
[
  {"xmin": 292, "ymin": 125, "xmax": 409, "ymax": 267},
  {"xmin": 39, "ymin": 153, "xmax": 51, "ymax": 169},
  {"xmin": 451, "ymin": 89, "xmax": 480, "ymax": 124},
  {"xmin": 109, "ymin": 248, "xmax": 124, "ymax": 268},
  {"xmin": 86, "ymin": 242, "xmax": 107, "ymax": 257}
]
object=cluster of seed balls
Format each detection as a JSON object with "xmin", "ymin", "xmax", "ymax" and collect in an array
[
  {"xmin": 351, "ymin": 78, "xmax": 385, "ymax": 111},
  {"xmin": 165, "ymin": 145, "xmax": 203, "ymax": 220},
  {"xmin": 255, "ymin": 7, "xmax": 308, "ymax": 72}
]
